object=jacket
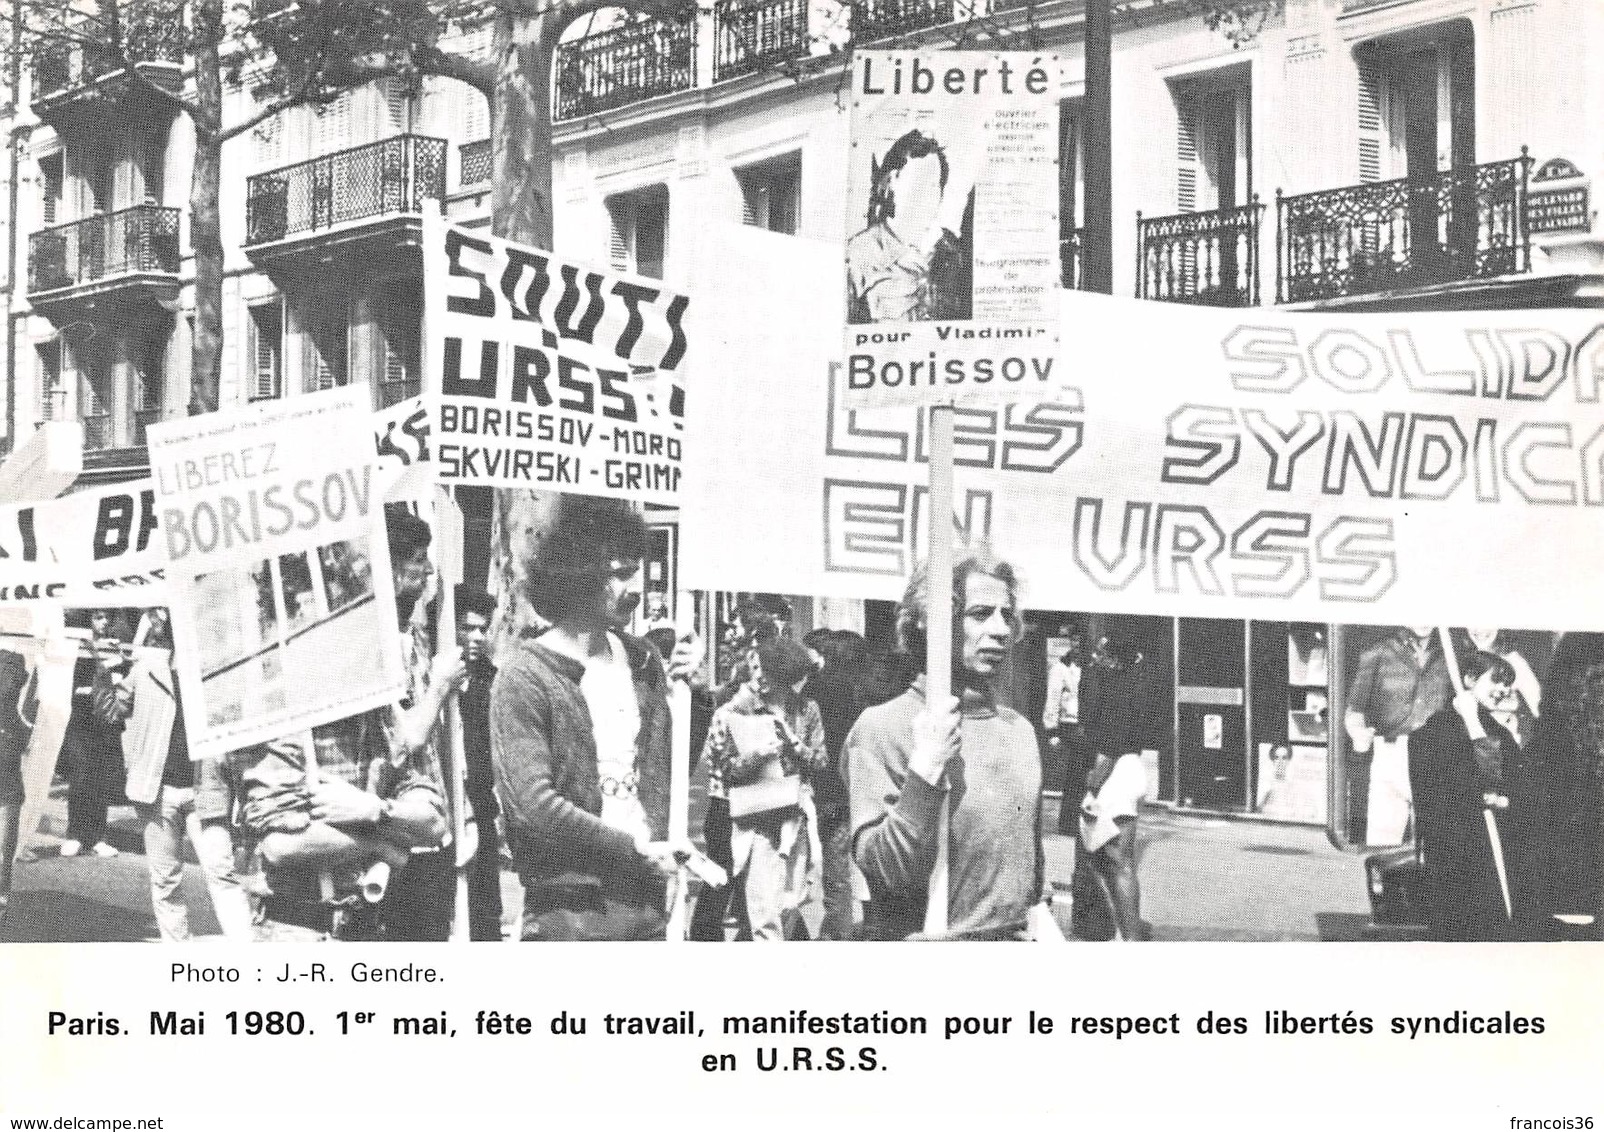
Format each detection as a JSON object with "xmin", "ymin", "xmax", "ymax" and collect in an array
[{"xmin": 490, "ymin": 631, "xmax": 672, "ymax": 903}]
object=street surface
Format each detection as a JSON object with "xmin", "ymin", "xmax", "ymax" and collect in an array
[{"xmin": 5, "ymin": 783, "xmax": 1373, "ymax": 943}]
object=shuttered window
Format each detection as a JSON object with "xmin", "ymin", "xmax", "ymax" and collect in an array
[
  {"xmin": 248, "ymin": 300, "xmax": 283, "ymax": 401},
  {"xmin": 1357, "ymin": 61, "xmax": 1383, "ymax": 183},
  {"xmin": 312, "ymin": 92, "xmax": 353, "ymax": 157},
  {"xmin": 1176, "ymin": 109, "xmax": 1200, "ymax": 212},
  {"xmin": 607, "ymin": 186, "xmax": 670, "ymax": 279},
  {"xmin": 40, "ymin": 154, "xmax": 63, "ymax": 225},
  {"xmin": 737, "ymin": 154, "xmax": 800, "ymax": 234}
]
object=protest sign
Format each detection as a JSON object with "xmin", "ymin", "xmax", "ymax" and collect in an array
[
  {"xmin": 1, "ymin": 605, "xmax": 76, "ymax": 870},
  {"xmin": 0, "ymin": 481, "xmax": 168, "ymax": 606},
  {"xmin": 683, "ymin": 222, "xmax": 1604, "ymax": 632},
  {"xmin": 421, "ymin": 214, "xmax": 689, "ymax": 505},
  {"xmin": 845, "ymin": 50, "xmax": 1063, "ymax": 408},
  {"xmin": 373, "ymin": 394, "xmax": 434, "ymax": 503},
  {"xmin": 146, "ymin": 385, "xmax": 404, "ymax": 760}
]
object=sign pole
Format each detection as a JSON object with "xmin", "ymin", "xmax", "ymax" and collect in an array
[
  {"xmin": 1437, "ymin": 626, "xmax": 1513, "ymax": 923},
  {"xmin": 666, "ymin": 676, "xmax": 692, "ymax": 943},
  {"xmin": 922, "ymin": 403, "xmax": 956, "ymax": 937},
  {"xmin": 436, "ymin": 486, "xmax": 472, "ymax": 943}
]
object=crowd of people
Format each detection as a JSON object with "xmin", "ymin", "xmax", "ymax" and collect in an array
[{"xmin": 3, "ymin": 493, "xmax": 1602, "ymax": 945}]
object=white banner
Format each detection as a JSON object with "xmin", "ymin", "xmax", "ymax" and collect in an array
[
  {"xmin": 845, "ymin": 50, "xmax": 1064, "ymax": 407},
  {"xmin": 683, "ymin": 223, "xmax": 1604, "ymax": 631},
  {"xmin": 1, "ymin": 604, "xmax": 75, "ymax": 869},
  {"xmin": 372, "ymin": 393, "xmax": 434, "ymax": 503},
  {"xmin": 421, "ymin": 214, "xmax": 689, "ymax": 504},
  {"xmin": 147, "ymin": 386, "xmax": 404, "ymax": 760},
  {"xmin": 0, "ymin": 480, "xmax": 168, "ymax": 606}
]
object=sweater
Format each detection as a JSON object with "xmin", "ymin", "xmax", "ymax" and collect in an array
[{"xmin": 845, "ymin": 679, "xmax": 1043, "ymax": 940}]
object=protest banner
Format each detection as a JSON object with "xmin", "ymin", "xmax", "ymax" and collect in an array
[
  {"xmin": 0, "ymin": 481, "xmax": 168, "ymax": 606},
  {"xmin": 682, "ymin": 222, "xmax": 1604, "ymax": 633},
  {"xmin": 845, "ymin": 50, "xmax": 1064, "ymax": 408},
  {"xmin": 146, "ymin": 385, "xmax": 404, "ymax": 760},
  {"xmin": 0, "ymin": 605, "xmax": 76, "ymax": 874},
  {"xmin": 421, "ymin": 214, "xmax": 690, "ymax": 505}
]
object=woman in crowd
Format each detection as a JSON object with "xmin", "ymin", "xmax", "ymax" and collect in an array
[
  {"xmin": 701, "ymin": 637, "xmax": 826, "ymax": 940},
  {"xmin": 1458, "ymin": 628, "xmax": 1542, "ymax": 747}
]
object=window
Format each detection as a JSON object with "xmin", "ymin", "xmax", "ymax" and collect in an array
[
  {"xmin": 135, "ymin": 326, "xmax": 167, "ymax": 411},
  {"xmin": 737, "ymin": 153, "xmax": 801, "ymax": 235},
  {"xmin": 40, "ymin": 153, "xmax": 64, "ymax": 225},
  {"xmin": 305, "ymin": 302, "xmax": 348, "ymax": 392},
  {"xmin": 248, "ymin": 300, "xmax": 283, "ymax": 401},
  {"xmin": 139, "ymin": 133, "xmax": 166, "ymax": 205},
  {"xmin": 1357, "ymin": 27, "xmax": 1474, "ymax": 183},
  {"xmin": 378, "ymin": 284, "xmax": 422, "ymax": 405},
  {"xmin": 37, "ymin": 341, "xmax": 65, "ymax": 420},
  {"xmin": 607, "ymin": 185, "xmax": 669, "ymax": 279},
  {"xmin": 1172, "ymin": 70, "xmax": 1252, "ymax": 214},
  {"xmin": 380, "ymin": 76, "xmax": 414, "ymax": 136}
]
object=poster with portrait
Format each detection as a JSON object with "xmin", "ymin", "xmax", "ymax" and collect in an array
[
  {"xmin": 844, "ymin": 50, "xmax": 1064, "ymax": 408},
  {"xmin": 145, "ymin": 386, "xmax": 404, "ymax": 760}
]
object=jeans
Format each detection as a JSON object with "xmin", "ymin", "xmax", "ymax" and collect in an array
[{"xmin": 135, "ymin": 785, "xmax": 255, "ymax": 942}]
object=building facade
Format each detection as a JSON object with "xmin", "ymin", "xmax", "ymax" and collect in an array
[{"xmin": 1, "ymin": 0, "xmax": 1596, "ymax": 838}]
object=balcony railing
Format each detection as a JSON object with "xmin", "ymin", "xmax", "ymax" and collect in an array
[
  {"xmin": 245, "ymin": 134, "xmax": 448, "ymax": 246},
  {"xmin": 714, "ymin": 0, "xmax": 811, "ymax": 82},
  {"xmin": 81, "ymin": 414, "xmax": 114, "ymax": 452},
  {"xmin": 1137, "ymin": 199, "xmax": 1264, "ymax": 307},
  {"xmin": 555, "ymin": 17, "xmax": 697, "ymax": 121},
  {"xmin": 1277, "ymin": 153, "xmax": 1532, "ymax": 305},
  {"xmin": 854, "ymin": 0, "xmax": 955, "ymax": 42},
  {"xmin": 460, "ymin": 139, "xmax": 492, "ymax": 186},
  {"xmin": 28, "ymin": 205, "xmax": 182, "ymax": 295},
  {"xmin": 1061, "ymin": 229, "xmax": 1083, "ymax": 290},
  {"xmin": 32, "ymin": 8, "xmax": 185, "ymax": 99}
]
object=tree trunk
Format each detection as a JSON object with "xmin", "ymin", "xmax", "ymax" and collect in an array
[
  {"xmin": 481, "ymin": 8, "xmax": 564, "ymax": 649},
  {"xmin": 186, "ymin": 6, "xmax": 225, "ymax": 415}
]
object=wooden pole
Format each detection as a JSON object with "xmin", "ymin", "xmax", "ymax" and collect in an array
[
  {"xmin": 666, "ymin": 677, "xmax": 692, "ymax": 943},
  {"xmin": 922, "ymin": 404, "xmax": 955, "ymax": 937},
  {"xmin": 435, "ymin": 486, "xmax": 471, "ymax": 942}
]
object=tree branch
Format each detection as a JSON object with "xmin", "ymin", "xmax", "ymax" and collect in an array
[{"xmin": 216, "ymin": 72, "xmax": 320, "ymax": 143}]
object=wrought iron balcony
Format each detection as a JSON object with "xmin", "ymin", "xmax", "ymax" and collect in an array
[
  {"xmin": 1061, "ymin": 229, "xmax": 1083, "ymax": 290},
  {"xmin": 245, "ymin": 135, "xmax": 448, "ymax": 246},
  {"xmin": 1137, "ymin": 199, "xmax": 1264, "ymax": 307},
  {"xmin": 1277, "ymin": 153, "xmax": 1532, "ymax": 305},
  {"xmin": 460, "ymin": 139, "xmax": 492, "ymax": 186},
  {"xmin": 81, "ymin": 414, "xmax": 115, "ymax": 452},
  {"xmin": 31, "ymin": 7, "xmax": 185, "ymax": 100},
  {"xmin": 28, "ymin": 206, "xmax": 182, "ymax": 296},
  {"xmin": 714, "ymin": 0, "xmax": 811, "ymax": 82},
  {"xmin": 853, "ymin": 0, "xmax": 954, "ymax": 43},
  {"xmin": 555, "ymin": 17, "xmax": 698, "ymax": 121}
]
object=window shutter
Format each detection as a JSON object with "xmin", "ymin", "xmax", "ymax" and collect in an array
[
  {"xmin": 381, "ymin": 76, "xmax": 411, "ymax": 135},
  {"xmin": 608, "ymin": 199, "xmax": 632, "ymax": 272},
  {"xmin": 250, "ymin": 302, "xmax": 282, "ymax": 400},
  {"xmin": 1357, "ymin": 61, "xmax": 1383, "ymax": 183},
  {"xmin": 41, "ymin": 157, "xmax": 62, "ymax": 224},
  {"xmin": 1176, "ymin": 107, "xmax": 1200, "ymax": 212},
  {"xmin": 741, "ymin": 180, "xmax": 758, "ymax": 226},
  {"xmin": 253, "ymin": 111, "xmax": 283, "ymax": 169}
]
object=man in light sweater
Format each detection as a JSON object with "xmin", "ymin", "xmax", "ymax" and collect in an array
[{"xmin": 845, "ymin": 546, "xmax": 1045, "ymax": 941}]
